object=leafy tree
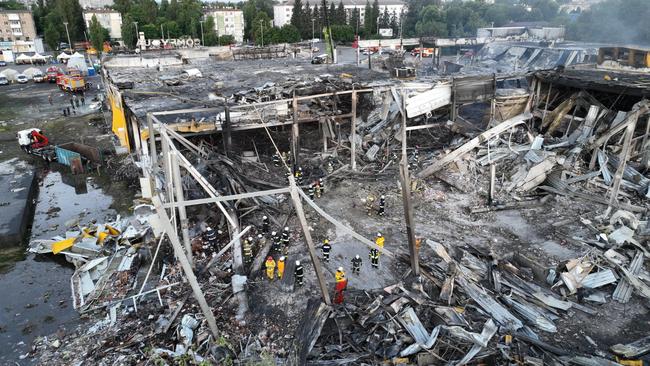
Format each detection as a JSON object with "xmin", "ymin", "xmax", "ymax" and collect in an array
[
  {"xmin": 415, "ymin": 5, "xmax": 446, "ymax": 37},
  {"xmin": 89, "ymin": 15, "xmax": 107, "ymax": 52},
  {"xmin": 279, "ymin": 24, "xmax": 301, "ymax": 43},
  {"xmin": 242, "ymin": 0, "xmax": 257, "ymax": 40},
  {"xmin": 44, "ymin": 23, "xmax": 61, "ymax": 51},
  {"xmin": 350, "ymin": 7, "xmax": 360, "ymax": 35},
  {"xmin": 328, "ymin": 2, "xmax": 336, "ymax": 25},
  {"xmin": 113, "ymin": 0, "xmax": 131, "ymax": 14},
  {"xmin": 167, "ymin": 0, "xmax": 179, "ymax": 21},
  {"xmin": 390, "ymin": 10, "xmax": 399, "ymax": 36},
  {"xmin": 252, "ymin": 11, "xmax": 272, "ymax": 45},
  {"xmin": 330, "ymin": 24, "xmax": 354, "ymax": 42},
  {"xmin": 159, "ymin": 0, "xmax": 169, "ymax": 15},
  {"xmin": 142, "ymin": 23, "xmax": 158, "ymax": 39},
  {"xmin": 203, "ymin": 16, "xmax": 219, "ymax": 46},
  {"xmin": 121, "ymin": 14, "xmax": 137, "ymax": 48},
  {"xmin": 336, "ymin": 1, "xmax": 346, "ymax": 25},
  {"xmin": 290, "ymin": 0, "xmax": 304, "ymax": 35},
  {"xmin": 312, "ymin": 6, "xmax": 321, "ymax": 36},
  {"xmin": 379, "ymin": 7, "xmax": 390, "ymax": 29},
  {"xmin": 163, "ymin": 20, "xmax": 181, "ymax": 38},
  {"xmin": 0, "ymin": 0, "xmax": 26, "ymax": 9},
  {"xmin": 363, "ymin": 0, "xmax": 372, "ymax": 35},
  {"xmin": 218, "ymin": 34, "xmax": 235, "ymax": 45},
  {"xmin": 371, "ymin": 0, "xmax": 379, "ymax": 32}
]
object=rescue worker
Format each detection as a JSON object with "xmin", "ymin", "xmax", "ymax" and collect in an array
[
  {"xmin": 326, "ymin": 160, "xmax": 334, "ymax": 174},
  {"xmin": 257, "ymin": 233, "xmax": 266, "ymax": 248},
  {"xmin": 295, "ymin": 260, "xmax": 304, "ymax": 286},
  {"xmin": 351, "ymin": 255, "xmax": 362, "ymax": 274},
  {"xmin": 319, "ymin": 177, "xmax": 325, "ymax": 194},
  {"xmin": 375, "ymin": 233, "xmax": 385, "ymax": 255},
  {"xmin": 369, "ymin": 248, "xmax": 380, "ymax": 268},
  {"xmin": 364, "ymin": 195, "xmax": 375, "ymax": 216},
  {"xmin": 281, "ymin": 226, "xmax": 290, "ymax": 255},
  {"xmin": 378, "ymin": 195, "xmax": 386, "ymax": 216},
  {"xmin": 262, "ymin": 216, "xmax": 270, "ymax": 234},
  {"xmin": 272, "ymin": 153, "xmax": 281, "ymax": 167},
  {"xmin": 295, "ymin": 167, "xmax": 304, "ymax": 185},
  {"xmin": 204, "ymin": 227, "xmax": 218, "ymax": 246},
  {"xmin": 265, "ymin": 256, "xmax": 276, "ymax": 280},
  {"xmin": 315, "ymin": 180, "xmax": 322, "ymax": 198},
  {"xmin": 334, "ymin": 267, "xmax": 348, "ymax": 304},
  {"xmin": 308, "ymin": 183, "xmax": 315, "ymax": 200},
  {"xmin": 271, "ymin": 231, "xmax": 281, "ymax": 254},
  {"xmin": 277, "ymin": 256, "xmax": 286, "ymax": 279},
  {"xmin": 322, "ymin": 239, "xmax": 331, "ymax": 262},
  {"xmin": 243, "ymin": 236, "xmax": 253, "ymax": 263}
]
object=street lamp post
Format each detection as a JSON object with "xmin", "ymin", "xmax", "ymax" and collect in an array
[
  {"xmin": 260, "ymin": 19, "xmax": 264, "ymax": 47},
  {"xmin": 199, "ymin": 20, "xmax": 205, "ymax": 46},
  {"xmin": 376, "ymin": 16, "xmax": 380, "ymax": 35},
  {"xmin": 311, "ymin": 18, "xmax": 315, "ymax": 59},
  {"xmin": 133, "ymin": 21, "xmax": 139, "ymax": 50},
  {"xmin": 161, "ymin": 24, "xmax": 164, "ymax": 39},
  {"xmin": 62, "ymin": 22, "xmax": 72, "ymax": 52}
]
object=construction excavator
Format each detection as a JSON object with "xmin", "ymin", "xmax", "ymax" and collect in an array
[{"xmin": 17, "ymin": 128, "xmax": 57, "ymax": 162}]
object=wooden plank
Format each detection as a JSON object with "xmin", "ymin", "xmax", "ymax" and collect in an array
[
  {"xmin": 417, "ymin": 113, "xmax": 532, "ymax": 179},
  {"xmin": 163, "ymin": 188, "xmax": 291, "ymax": 209},
  {"xmin": 171, "ymin": 151, "xmax": 193, "ymax": 266},
  {"xmin": 289, "ymin": 179, "xmax": 331, "ymax": 305},
  {"xmin": 399, "ymin": 160, "xmax": 419, "ymax": 275},
  {"xmin": 152, "ymin": 195, "xmax": 219, "ymax": 339},
  {"xmin": 609, "ymin": 110, "xmax": 639, "ymax": 208}
]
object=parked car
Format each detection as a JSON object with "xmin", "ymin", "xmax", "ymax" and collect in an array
[
  {"xmin": 0, "ymin": 60, "xmax": 6, "ymax": 67},
  {"xmin": 362, "ymin": 49, "xmax": 376, "ymax": 55},
  {"xmin": 16, "ymin": 74, "xmax": 29, "ymax": 83},
  {"xmin": 33, "ymin": 72, "xmax": 45, "ymax": 83},
  {"xmin": 311, "ymin": 54, "xmax": 328, "ymax": 64},
  {"xmin": 0, "ymin": 75, "xmax": 8, "ymax": 85}
]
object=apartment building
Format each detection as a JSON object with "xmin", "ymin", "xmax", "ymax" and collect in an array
[{"xmin": 273, "ymin": 0, "xmax": 406, "ymax": 28}]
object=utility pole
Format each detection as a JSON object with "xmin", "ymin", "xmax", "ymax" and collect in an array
[
  {"xmin": 199, "ymin": 19, "xmax": 205, "ymax": 46},
  {"xmin": 160, "ymin": 24, "xmax": 164, "ymax": 39},
  {"xmin": 376, "ymin": 16, "xmax": 380, "ymax": 36},
  {"xmin": 399, "ymin": 10, "xmax": 403, "ymax": 52},
  {"xmin": 260, "ymin": 19, "xmax": 264, "ymax": 47},
  {"xmin": 133, "ymin": 21, "xmax": 139, "ymax": 50},
  {"xmin": 399, "ymin": 89, "xmax": 419, "ymax": 276},
  {"xmin": 311, "ymin": 18, "xmax": 315, "ymax": 59},
  {"xmin": 63, "ymin": 22, "xmax": 72, "ymax": 52}
]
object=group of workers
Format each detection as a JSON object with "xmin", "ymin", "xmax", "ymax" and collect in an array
[
  {"xmin": 364, "ymin": 194, "xmax": 387, "ymax": 216},
  {"xmin": 321, "ymin": 232, "xmax": 386, "ymax": 304}
]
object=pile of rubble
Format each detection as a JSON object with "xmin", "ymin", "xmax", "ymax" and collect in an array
[{"xmin": 303, "ymin": 239, "xmax": 650, "ymax": 365}]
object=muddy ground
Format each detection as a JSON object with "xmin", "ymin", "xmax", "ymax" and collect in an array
[{"xmin": 0, "ymin": 79, "xmax": 136, "ymax": 365}]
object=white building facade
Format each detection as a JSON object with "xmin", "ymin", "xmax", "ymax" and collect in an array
[
  {"xmin": 84, "ymin": 9, "xmax": 123, "ymax": 40},
  {"xmin": 206, "ymin": 9, "xmax": 245, "ymax": 43},
  {"xmin": 273, "ymin": 0, "xmax": 406, "ymax": 28}
]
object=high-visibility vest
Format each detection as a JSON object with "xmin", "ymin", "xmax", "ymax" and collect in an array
[
  {"xmin": 335, "ymin": 270, "xmax": 346, "ymax": 282},
  {"xmin": 277, "ymin": 260, "xmax": 285, "ymax": 277},
  {"xmin": 375, "ymin": 236, "xmax": 385, "ymax": 248},
  {"xmin": 266, "ymin": 258, "xmax": 276, "ymax": 270}
]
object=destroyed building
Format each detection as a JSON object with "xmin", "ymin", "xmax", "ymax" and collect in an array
[{"xmin": 28, "ymin": 45, "xmax": 650, "ymax": 365}]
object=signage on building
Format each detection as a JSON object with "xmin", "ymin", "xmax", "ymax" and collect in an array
[
  {"xmin": 137, "ymin": 38, "xmax": 202, "ymax": 49},
  {"xmin": 379, "ymin": 28, "xmax": 393, "ymax": 37}
]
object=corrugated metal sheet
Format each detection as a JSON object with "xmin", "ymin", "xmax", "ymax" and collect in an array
[
  {"xmin": 582, "ymin": 269, "xmax": 618, "ymax": 289},
  {"xmin": 55, "ymin": 146, "xmax": 82, "ymax": 167},
  {"xmin": 405, "ymin": 83, "xmax": 451, "ymax": 118},
  {"xmin": 613, "ymin": 251, "xmax": 644, "ymax": 303}
]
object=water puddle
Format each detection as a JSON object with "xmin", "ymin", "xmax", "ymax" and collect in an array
[{"xmin": 0, "ymin": 167, "xmax": 120, "ymax": 364}]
